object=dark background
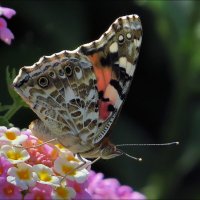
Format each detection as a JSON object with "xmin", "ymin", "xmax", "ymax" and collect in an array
[{"xmin": 0, "ymin": 1, "xmax": 200, "ymax": 199}]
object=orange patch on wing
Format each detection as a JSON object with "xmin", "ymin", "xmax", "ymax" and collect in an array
[
  {"xmin": 99, "ymin": 101, "xmax": 111, "ymax": 120},
  {"xmin": 88, "ymin": 53, "xmax": 112, "ymax": 92}
]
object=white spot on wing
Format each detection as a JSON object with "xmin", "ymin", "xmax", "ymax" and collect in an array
[
  {"xmin": 119, "ymin": 57, "xmax": 134, "ymax": 75},
  {"xmin": 118, "ymin": 35, "xmax": 124, "ymax": 42},
  {"xmin": 109, "ymin": 42, "xmax": 118, "ymax": 53},
  {"xmin": 119, "ymin": 57, "xmax": 127, "ymax": 69},
  {"xmin": 75, "ymin": 69, "xmax": 83, "ymax": 80},
  {"xmin": 126, "ymin": 33, "xmax": 132, "ymax": 39},
  {"xmin": 126, "ymin": 62, "xmax": 133, "ymax": 75}
]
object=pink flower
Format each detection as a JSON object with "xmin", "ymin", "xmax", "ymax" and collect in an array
[
  {"xmin": 87, "ymin": 171, "xmax": 146, "ymax": 199},
  {"xmin": 0, "ymin": 6, "xmax": 16, "ymax": 19},
  {"xmin": 0, "ymin": 157, "xmax": 12, "ymax": 180},
  {"xmin": 22, "ymin": 133, "xmax": 59, "ymax": 167},
  {"xmin": 0, "ymin": 126, "xmax": 146, "ymax": 199},
  {"xmin": 0, "ymin": 17, "xmax": 14, "ymax": 45},
  {"xmin": 68, "ymin": 180, "xmax": 92, "ymax": 199},
  {"xmin": 0, "ymin": 179, "xmax": 21, "ymax": 200},
  {"xmin": 24, "ymin": 183, "xmax": 52, "ymax": 200}
]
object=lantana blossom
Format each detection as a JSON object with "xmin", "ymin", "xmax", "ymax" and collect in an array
[
  {"xmin": 7, "ymin": 162, "xmax": 38, "ymax": 190},
  {"xmin": 22, "ymin": 132, "xmax": 59, "ymax": 167},
  {"xmin": 33, "ymin": 164, "xmax": 61, "ymax": 187},
  {"xmin": 0, "ymin": 126, "xmax": 146, "ymax": 199},
  {"xmin": 0, "ymin": 156, "xmax": 12, "ymax": 179},
  {"xmin": 1, "ymin": 145, "xmax": 30, "ymax": 164},
  {"xmin": 24, "ymin": 183, "xmax": 52, "ymax": 200},
  {"xmin": 87, "ymin": 170, "xmax": 146, "ymax": 199},
  {"xmin": 54, "ymin": 155, "xmax": 89, "ymax": 183},
  {"xmin": 0, "ymin": 127, "xmax": 28, "ymax": 145},
  {"xmin": 0, "ymin": 6, "xmax": 16, "ymax": 19},
  {"xmin": 68, "ymin": 180, "xmax": 92, "ymax": 199},
  {"xmin": 51, "ymin": 182, "xmax": 76, "ymax": 200},
  {"xmin": 0, "ymin": 178, "xmax": 21, "ymax": 200},
  {"xmin": 0, "ymin": 5, "xmax": 15, "ymax": 45}
]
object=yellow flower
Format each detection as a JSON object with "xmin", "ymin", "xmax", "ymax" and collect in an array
[
  {"xmin": 1, "ymin": 145, "xmax": 30, "ymax": 164},
  {"xmin": 0, "ymin": 127, "xmax": 28, "ymax": 145},
  {"xmin": 7, "ymin": 163, "xmax": 38, "ymax": 190},
  {"xmin": 51, "ymin": 183, "xmax": 76, "ymax": 200},
  {"xmin": 33, "ymin": 164, "xmax": 61, "ymax": 187},
  {"xmin": 54, "ymin": 155, "xmax": 89, "ymax": 183}
]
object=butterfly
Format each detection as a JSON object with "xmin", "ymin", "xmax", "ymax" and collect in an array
[{"xmin": 13, "ymin": 14, "xmax": 142, "ymax": 160}]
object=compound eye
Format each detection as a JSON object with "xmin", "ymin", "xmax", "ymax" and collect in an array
[{"xmin": 38, "ymin": 76, "xmax": 49, "ymax": 88}]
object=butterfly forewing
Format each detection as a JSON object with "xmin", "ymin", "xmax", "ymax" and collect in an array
[
  {"xmin": 13, "ymin": 14, "xmax": 142, "ymax": 158},
  {"xmin": 78, "ymin": 14, "xmax": 142, "ymax": 143}
]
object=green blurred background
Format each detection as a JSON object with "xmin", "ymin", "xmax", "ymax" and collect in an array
[{"xmin": 0, "ymin": 0, "xmax": 200, "ymax": 199}]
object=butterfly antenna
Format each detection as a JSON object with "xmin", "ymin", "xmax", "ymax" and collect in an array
[
  {"xmin": 117, "ymin": 148, "xmax": 142, "ymax": 162},
  {"xmin": 116, "ymin": 141, "xmax": 179, "ymax": 147},
  {"xmin": 14, "ymin": 138, "xmax": 58, "ymax": 149}
]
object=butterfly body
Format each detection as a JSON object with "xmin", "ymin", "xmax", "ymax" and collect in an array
[{"xmin": 13, "ymin": 14, "xmax": 142, "ymax": 159}]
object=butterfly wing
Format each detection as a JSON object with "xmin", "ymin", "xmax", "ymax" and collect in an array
[
  {"xmin": 78, "ymin": 14, "xmax": 142, "ymax": 143},
  {"xmin": 13, "ymin": 51, "xmax": 100, "ymax": 150},
  {"xmin": 13, "ymin": 14, "xmax": 142, "ymax": 156}
]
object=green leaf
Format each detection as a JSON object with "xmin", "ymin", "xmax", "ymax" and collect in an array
[{"xmin": 6, "ymin": 66, "xmax": 28, "ymax": 108}]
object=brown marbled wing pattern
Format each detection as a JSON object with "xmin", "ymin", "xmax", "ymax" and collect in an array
[
  {"xmin": 13, "ymin": 51, "xmax": 100, "ymax": 153},
  {"xmin": 13, "ymin": 14, "xmax": 142, "ymax": 159},
  {"xmin": 78, "ymin": 14, "xmax": 142, "ymax": 144}
]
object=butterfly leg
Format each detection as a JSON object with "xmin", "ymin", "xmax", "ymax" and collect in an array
[{"xmin": 75, "ymin": 154, "xmax": 101, "ymax": 170}]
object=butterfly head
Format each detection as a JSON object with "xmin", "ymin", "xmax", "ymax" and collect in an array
[
  {"xmin": 93, "ymin": 138, "xmax": 143, "ymax": 161},
  {"xmin": 99, "ymin": 139, "xmax": 123, "ymax": 159}
]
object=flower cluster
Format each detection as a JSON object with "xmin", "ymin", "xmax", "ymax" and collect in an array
[
  {"xmin": 0, "ymin": 126, "xmax": 146, "ymax": 199},
  {"xmin": 0, "ymin": 6, "xmax": 16, "ymax": 45},
  {"xmin": 88, "ymin": 171, "xmax": 146, "ymax": 199}
]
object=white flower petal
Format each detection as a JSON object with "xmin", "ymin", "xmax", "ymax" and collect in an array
[
  {"xmin": 7, "ymin": 163, "xmax": 37, "ymax": 190},
  {"xmin": 12, "ymin": 134, "xmax": 28, "ymax": 145},
  {"xmin": 0, "ymin": 126, "xmax": 7, "ymax": 135},
  {"xmin": 33, "ymin": 164, "xmax": 62, "ymax": 186},
  {"xmin": 1, "ymin": 145, "xmax": 30, "ymax": 164},
  {"xmin": 54, "ymin": 156, "xmax": 89, "ymax": 183},
  {"xmin": 66, "ymin": 168, "xmax": 89, "ymax": 183},
  {"xmin": 38, "ymin": 176, "xmax": 61, "ymax": 187},
  {"xmin": 33, "ymin": 164, "xmax": 53, "ymax": 175},
  {"xmin": 0, "ymin": 129, "xmax": 28, "ymax": 145},
  {"xmin": 8, "ymin": 127, "xmax": 20, "ymax": 135},
  {"xmin": 51, "ymin": 186, "xmax": 76, "ymax": 200}
]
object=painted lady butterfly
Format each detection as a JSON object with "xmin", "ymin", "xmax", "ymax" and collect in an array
[{"xmin": 13, "ymin": 14, "xmax": 142, "ymax": 160}]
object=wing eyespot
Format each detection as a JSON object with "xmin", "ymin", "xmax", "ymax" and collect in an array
[
  {"xmin": 49, "ymin": 71, "xmax": 56, "ymax": 78},
  {"xmin": 74, "ymin": 66, "xmax": 81, "ymax": 73},
  {"xmin": 58, "ymin": 69, "xmax": 64, "ymax": 77},
  {"xmin": 65, "ymin": 65, "xmax": 73, "ymax": 76},
  {"xmin": 126, "ymin": 32, "xmax": 132, "ymax": 40},
  {"xmin": 118, "ymin": 34, "xmax": 124, "ymax": 44},
  {"xmin": 38, "ymin": 76, "xmax": 49, "ymax": 88}
]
